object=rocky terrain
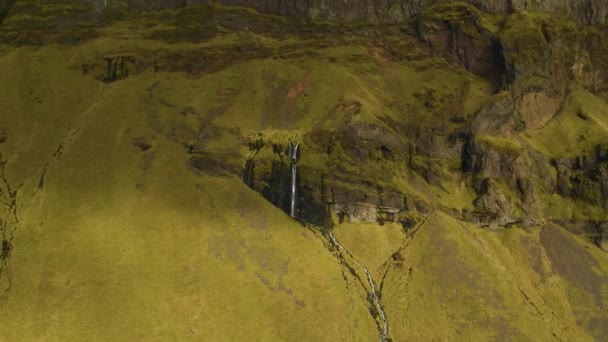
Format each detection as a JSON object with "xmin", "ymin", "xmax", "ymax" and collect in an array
[{"xmin": 0, "ymin": 1, "xmax": 607, "ymax": 341}]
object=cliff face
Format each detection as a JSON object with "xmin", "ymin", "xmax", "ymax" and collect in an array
[
  {"xmin": 1, "ymin": 0, "xmax": 606, "ymax": 26},
  {"xmin": 227, "ymin": 0, "xmax": 608, "ymax": 25},
  {"xmin": 92, "ymin": 0, "xmax": 608, "ymax": 25},
  {"xmin": 2, "ymin": 1, "xmax": 606, "ymax": 45}
]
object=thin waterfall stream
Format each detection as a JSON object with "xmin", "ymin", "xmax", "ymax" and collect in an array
[
  {"xmin": 286, "ymin": 141, "xmax": 300, "ymax": 218},
  {"xmin": 290, "ymin": 162, "xmax": 297, "ymax": 217},
  {"xmin": 242, "ymin": 139, "xmax": 388, "ymax": 339},
  {"xmin": 328, "ymin": 231, "xmax": 389, "ymax": 341}
]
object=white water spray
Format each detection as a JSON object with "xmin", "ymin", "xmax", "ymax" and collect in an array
[{"xmin": 328, "ymin": 232, "xmax": 388, "ymax": 341}]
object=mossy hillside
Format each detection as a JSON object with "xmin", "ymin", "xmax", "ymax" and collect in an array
[
  {"xmin": 0, "ymin": 1, "xmax": 386, "ymax": 47},
  {"xmin": 2, "ymin": 5, "xmax": 608, "ymax": 340},
  {"xmin": 381, "ymin": 212, "xmax": 608, "ymax": 341},
  {"xmin": 143, "ymin": 4, "xmax": 291, "ymax": 43},
  {"xmin": 538, "ymin": 224, "xmax": 608, "ymax": 339},
  {"xmin": 415, "ymin": 3, "xmax": 605, "ymax": 96},
  {"xmin": 0, "ymin": 38, "xmax": 491, "ymax": 340},
  {"xmin": 332, "ymin": 222, "xmax": 405, "ymax": 280},
  {"xmin": 500, "ymin": 224, "xmax": 608, "ymax": 340},
  {"xmin": 0, "ymin": 46, "xmax": 103, "ymax": 193},
  {"xmin": 476, "ymin": 134, "xmax": 524, "ymax": 155},
  {"xmin": 500, "ymin": 12, "xmax": 586, "ymax": 94},
  {"xmin": 390, "ymin": 168, "xmax": 476, "ymax": 214},
  {"xmin": 0, "ymin": 0, "xmax": 101, "ymax": 45},
  {"xmin": 3, "ymin": 3, "xmax": 606, "ymax": 227},
  {"xmin": 541, "ymin": 194, "xmax": 608, "ymax": 222},
  {"xmin": 0, "ymin": 47, "xmax": 379, "ymax": 340},
  {"xmin": 101, "ymin": 25, "xmax": 492, "ymax": 221},
  {"xmin": 418, "ymin": 1, "xmax": 500, "ymax": 36},
  {"xmin": 381, "ymin": 60, "xmax": 483, "ymax": 125},
  {"xmin": 498, "ymin": 10, "xmax": 608, "ymax": 95},
  {"xmin": 522, "ymin": 90, "xmax": 608, "ymax": 157}
]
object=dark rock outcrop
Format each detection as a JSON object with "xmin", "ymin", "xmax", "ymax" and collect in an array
[
  {"xmin": 553, "ymin": 149, "xmax": 608, "ymax": 209},
  {"xmin": 470, "ymin": 178, "xmax": 517, "ymax": 227},
  {"xmin": 416, "ymin": 3, "xmax": 507, "ymax": 84},
  {"xmin": 470, "ymin": 95, "xmax": 517, "ymax": 134},
  {"xmin": 102, "ymin": 56, "xmax": 136, "ymax": 83}
]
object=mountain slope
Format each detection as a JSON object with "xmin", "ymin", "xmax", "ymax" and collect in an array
[
  {"xmin": 1, "ymin": 1, "xmax": 608, "ymax": 341},
  {"xmin": 378, "ymin": 213, "xmax": 608, "ymax": 340},
  {"xmin": 0, "ymin": 47, "xmax": 378, "ymax": 341}
]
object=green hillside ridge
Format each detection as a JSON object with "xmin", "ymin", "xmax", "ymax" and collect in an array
[{"xmin": 1, "ymin": 1, "xmax": 608, "ymax": 341}]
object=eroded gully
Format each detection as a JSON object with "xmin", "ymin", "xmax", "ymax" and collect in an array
[{"xmin": 327, "ymin": 231, "xmax": 389, "ymax": 341}]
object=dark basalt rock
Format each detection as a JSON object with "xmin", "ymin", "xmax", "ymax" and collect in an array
[
  {"xmin": 470, "ymin": 96, "xmax": 516, "ymax": 135},
  {"xmin": 470, "ymin": 178, "xmax": 517, "ymax": 227},
  {"xmin": 102, "ymin": 56, "xmax": 136, "ymax": 83},
  {"xmin": 552, "ymin": 147, "xmax": 608, "ymax": 209},
  {"xmin": 415, "ymin": 2, "xmax": 507, "ymax": 84}
]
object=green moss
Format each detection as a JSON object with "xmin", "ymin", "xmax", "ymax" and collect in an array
[
  {"xmin": 421, "ymin": 1, "xmax": 499, "ymax": 36},
  {"xmin": 0, "ymin": 44, "xmax": 383, "ymax": 340},
  {"xmin": 476, "ymin": 135, "xmax": 524, "ymax": 154},
  {"xmin": 498, "ymin": 11, "xmax": 585, "ymax": 94},
  {"xmin": 522, "ymin": 90, "xmax": 608, "ymax": 157},
  {"xmin": 541, "ymin": 194, "xmax": 608, "ymax": 221},
  {"xmin": 500, "ymin": 12, "xmax": 548, "ymax": 66},
  {"xmin": 174, "ymin": 4, "xmax": 213, "ymax": 30},
  {"xmin": 382, "ymin": 212, "xmax": 607, "ymax": 341},
  {"xmin": 333, "ymin": 221, "xmax": 406, "ymax": 280}
]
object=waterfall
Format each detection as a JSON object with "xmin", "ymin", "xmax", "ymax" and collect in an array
[
  {"xmin": 290, "ymin": 162, "xmax": 297, "ymax": 217},
  {"xmin": 287, "ymin": 141, "xmax": 300, "ymax": 218},
  {"xmin": 328, "ymin": 232, "xmax": 389, "ymax": 342}
]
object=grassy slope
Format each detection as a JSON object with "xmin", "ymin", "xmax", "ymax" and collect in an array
[
  {"xmin": 0, "ymin": 46, "xmax": 378, "ymax": 341},
  {"xmin": 522, "ymin": 90, "xmax": 608, "ymax": 157},
  {"xmin": 332, "ymin": 222, "xmax": 405, "ymax": 280},
  {"xmin": 376, "ymin": 212, "xmax": 608, "ymax": 341}
]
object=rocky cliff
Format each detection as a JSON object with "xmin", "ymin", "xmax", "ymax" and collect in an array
[
  {"xmin": 2, "ymin": 0, "xmax": 607, "ymax": 26},
  {"xmin": 95, "ymin": 0, "xmax": 608, "ymax": 25}
]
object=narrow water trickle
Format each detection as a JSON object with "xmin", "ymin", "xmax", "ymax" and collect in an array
[
  {"xmin": 290, "ymin": 162, "xmax": 297, "ymax": 217},
  {"xmin": 329, "ymin": 232, "xmax": 389, "ymax": 341},
  {"xmin": 286, "ymin": 141, "xmax": 300, "ymax": 218}
]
